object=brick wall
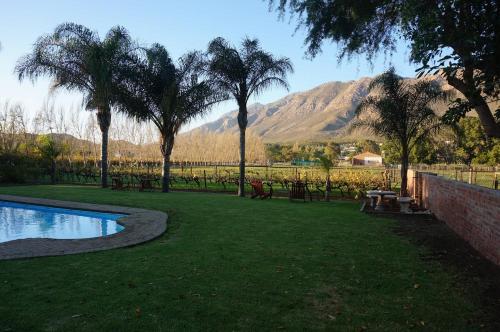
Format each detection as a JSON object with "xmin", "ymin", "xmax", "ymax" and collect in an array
[{"xmin": 408, "ymin": 170, "xmax": 500, "ymax": 265}]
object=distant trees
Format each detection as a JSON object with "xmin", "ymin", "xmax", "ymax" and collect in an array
[
  {"xmin": 35, "ymin": 135, "xmax": 64, "ymax": 184},
  {"xmin": 352, "ymin": 68, "xmax": 448, "ymax": 196},
  {"xmin": 172, "ymin": 131, "xmax": 267, "ymax": 164},
  {"xmin": 114, "ymin": 44, "xmax": 224, "ymax": 192},
  {"xmin": 454, "ymin": 118, "xmax": 500, "ymax": 166},
  {"xmin": 16, "ymin": 23, "xmax": 137, "ymax": 187},
  {"xmin": 323, "ymin": 141, "xmax": 340, "ymax": 161},
  {"xmin": 355, "ymin": 139, "xmax": 380, "ymax": 154},
  {"xmin": 382, "ymin": 117, "xmax": 500, "ymax": 166},
  {"xmin": 206, "ymin": 37, "xmax": 293, "ymax": 196},
  {"xmin": 263, "ymin": 142, "xmax": 342, "ymax": 163},
  {"xmin": 270, "ymin": 0, "xmax": 500, "ymax": 138}
]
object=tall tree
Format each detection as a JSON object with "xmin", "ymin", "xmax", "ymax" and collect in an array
[
  {"xmin": 15, "ymin": 23, "xmax": 136, "ymax": 187},
  {"xmin": 352, "ymin": 68, "xmax": 448, "ymax": 196},
  {"xmin": 115, "ymin": 44, "xmax": 224, "ymax": 192},
  {"xmin": 270, "ymin": 0, "xmax": 500, "ymax": 138},
  {"xmin": 206, "ymin": 37, "xmax": 293, "ymax": 196}
]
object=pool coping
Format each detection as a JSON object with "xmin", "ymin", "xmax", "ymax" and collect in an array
[{"xmin": 0, "ymin": 194, "xmax": 167, "ymax": 260}]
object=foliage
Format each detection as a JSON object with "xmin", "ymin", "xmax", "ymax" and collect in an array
[
  {"xmin": 0, "ymin": 153, "xmax": 43, "ymax": 183},
  {"xmin": 323, "ymin": 141, "xmax": 341, "ymax": 161},
  {"xmin": 206, "ymin": 37, "xmax": 293, "ymax": 196},
  {"xmin": 0, "ymin": 102, "xmax": 31, "ymax": 154},
  {"xmin": 15, "ymin": 22, "xmax": 138, "ymax": 187},
  {"xmin": 173, "ymin": 131, "xmax": 267, "ymax": 164},
  {"xmin": 410, "ymin": 138, "xmax": 438, "ymax": 165},
  {"xmin": 270, "ymin": 0, "xmax": 500, "ymax": 137},
  {"xmin": 15, "ymin": 23, "xmax": 135, "ymax": 112},
  {"xmin": 35, "ymin": 135, "xmax": 64, "ymax": 162},
  {"xmin": 454, "ymin": 117, "xmax": 500, "ymax": 166},
  {"xmin": 265, "ymin": 142, "xmax": 335, "ymax": 163},
  {"xmin": 352, "ymin": 68, "xmax": 447, "ymax": 195},
  {"xmin": 318, "ymin": 155, "xmax": 333, "ymax": 174},
  {"xmin": 381, "ymin": 140, "xmax": 401, "ymax": 165},
  {"xmin": 330, "ymin": 170, "xmax": 385, "ymax": 198},
  {"xmin": 355, "ymin": 139, "xmax": 380, "ymax": 154},
  {"xmin": 114, "ymin": 44, "xmax": 224, "ymax": 192}
]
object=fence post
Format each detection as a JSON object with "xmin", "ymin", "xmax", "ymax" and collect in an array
[
  {"xmin": 203, "ymin": 170, "xmax": 207, "ymax": 190},
  {"xmin": 494, "ymin": 174, "xmax": 498, "ymax": 190},
  {"xmin": 468, "ymin": 167, "xmax": 473, "ymax": 184}
]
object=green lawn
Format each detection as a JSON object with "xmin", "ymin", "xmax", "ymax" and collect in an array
[{"xmin": 0, "ymin": 185, "xmax": 485, "ymax": 331}]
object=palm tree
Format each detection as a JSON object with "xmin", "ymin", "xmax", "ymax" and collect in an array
[
  {"xmin": 115, "ymin": 44, "xmax": 225, "ymax": 192},
  {"xmin": 352, "ymin": 68, "xmax": 448, "ymax": 196},
  {"xmin": 318, "ymin": 156, "xmax": 334, "ymax": 201},
  {"xmin": 15, "ymin": 23, "xmax": 135, "ymax": 188},
  {"xmin": 206, "ymin": 37, "xmax": 293, "ymax": 197}
]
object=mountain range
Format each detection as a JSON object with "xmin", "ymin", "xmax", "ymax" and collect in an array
[{"xmin": 189, "ymin": 76, "xmax": 455, "ymax": 143}]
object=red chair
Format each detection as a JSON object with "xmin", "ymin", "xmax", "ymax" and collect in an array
[{"xmin": 250, "ymin": 180, "xmax": 272, "ymax": 199}]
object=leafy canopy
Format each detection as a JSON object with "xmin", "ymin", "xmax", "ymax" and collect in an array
[
  {"xmin": 114, "ymin": 44, "xmax": 225, "ymax": 144},
  {"xmin": 206, "ymin": 37, "xmax": 293, "ymax": 108},
  {"xmin": 271, "ymin": 0, "xmax": 500, "ymax": 135},
  {"xmin": 15, "ymin": 23, "xmax": 136, "ymax": 112},
  {"xmin": 352, "ymin": 68, "xmax": 448, "ymax": 154}
]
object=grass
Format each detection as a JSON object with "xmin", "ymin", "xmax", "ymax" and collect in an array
[{"xmin": 0, "ymin": 185, "xmax": 487, "ymax": 331}]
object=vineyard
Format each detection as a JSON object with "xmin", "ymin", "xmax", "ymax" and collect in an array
[
  {"xmin": 15, "ymin": 161, "xmax": 396, "ymax": 199},
  {"xmin": 9, "ymin": 156, "xmax": 499, "ymax": 198}
]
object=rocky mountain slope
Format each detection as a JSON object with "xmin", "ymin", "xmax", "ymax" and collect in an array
[{"xmin": 190, "ymin": 76, "xmax": 455, "ymax": 143}]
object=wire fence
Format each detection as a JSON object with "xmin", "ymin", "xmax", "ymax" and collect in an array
[{"xmin": 411, "ymin": 165, "xmax": 499, "ymax": 190}]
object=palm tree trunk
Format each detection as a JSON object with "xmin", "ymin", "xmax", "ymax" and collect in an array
[
  {"xmin": 238, "ymin": 128, "xmax": 246, "ymax": 197},
  {"xmin": 400, "ymin": 146, "xmax": 409, "ymax": 197},
  {"xmin": 101, "ymin": 128, "xmax": 109, "ymax": 188},
  {"xmin": 237, "ymin": 103, "xmax": 248, "ymax": 197},
  {"xmin": 160, "ymin": 134, "xmax": 174, "ymax": 193},
  {"xmin": 96, "ymin": 107, "xmax": 111, "ymax": 188},
  {"xmin": 161, "ymin": 153, "xmax": 171, "ymax": 193}
]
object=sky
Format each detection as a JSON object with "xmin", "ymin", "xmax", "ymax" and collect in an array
[{"xmin": 0, "ymin": 0, "xmax": 418, "ymax": 131}]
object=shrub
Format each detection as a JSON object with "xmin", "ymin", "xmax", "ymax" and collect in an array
[{"xmin": 0, "ymin": 153, "xmax": 44, "ymax": 183}]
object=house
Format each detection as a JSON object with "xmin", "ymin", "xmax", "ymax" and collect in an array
[{"xmin": 351, "ymin": 152, "xmax": 383, "ymax": 166}]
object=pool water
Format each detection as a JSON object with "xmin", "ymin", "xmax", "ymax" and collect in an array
[{"xmin": 0, "ymin": 201, "xmax": 125, "ymax": 243}]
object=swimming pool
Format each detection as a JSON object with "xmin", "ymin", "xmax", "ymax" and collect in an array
[{"xmin": 0, "ymin": 200, "xmax": 125, "ymax": 243}]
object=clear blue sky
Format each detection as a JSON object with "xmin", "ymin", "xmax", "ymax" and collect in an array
[{"xmin": 0, "ymin": 0, "xmax": 417, "ymax": 130}]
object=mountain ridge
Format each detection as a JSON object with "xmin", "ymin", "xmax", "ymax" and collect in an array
[{"xmin": 188, "ymin": 76, "xmax": 451, "ymax": 143}]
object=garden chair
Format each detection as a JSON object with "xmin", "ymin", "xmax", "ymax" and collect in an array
[
  {"xmin": 289, "ymin": 181, "xmax": 312, "ymax": 202},
  {"xmin": 250, "ymin": 180, "xmax": 272, "ymax": 199}
]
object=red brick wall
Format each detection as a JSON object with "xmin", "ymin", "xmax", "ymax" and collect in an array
[{"xmin": 408, "ymin": 170, "xmax": 500, "ymax": 265}]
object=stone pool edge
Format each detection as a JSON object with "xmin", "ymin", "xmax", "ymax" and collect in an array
[{"xmin": 0, "ymin": 194, "xmax": 167, "ymax": 260}]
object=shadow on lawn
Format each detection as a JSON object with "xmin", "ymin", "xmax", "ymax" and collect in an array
[{"xmin": 387, "ymin": 213, "xmax": 500, "ymax": 331}]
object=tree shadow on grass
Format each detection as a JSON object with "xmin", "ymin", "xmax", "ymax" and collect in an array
[{"xmin": 389, "ymin": 214, "xmax": 500, "ymax": 331}]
